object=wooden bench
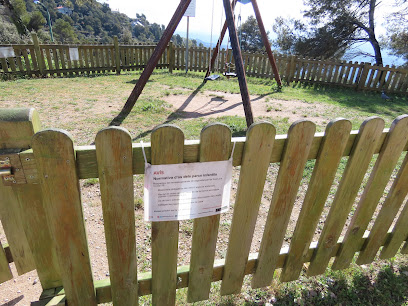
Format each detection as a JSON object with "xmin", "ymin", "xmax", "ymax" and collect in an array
[{"xmin": 0, "ymin": 108, "xmax": 407, "ymax": 305}]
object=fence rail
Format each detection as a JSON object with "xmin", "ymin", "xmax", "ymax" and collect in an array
[
  {"xmin": 1, "ymin": 108, "xmax": 408, "ymax": 305},
  {"xmin": 1, "ymin": 34, "xmax": 407, "ymax": 94}
]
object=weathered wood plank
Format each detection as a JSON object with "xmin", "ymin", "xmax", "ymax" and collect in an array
[
  {"xmin": 307, "ymin": 117, "xmax": 385, "ymax": 276},
  {"xmin": 0, "ymin": 180, "xmax": 36, "ymax": 275},
  {"xmin": 0, "ymin": 243, "xmax": 12, "ymax": 284},
  {"xmin": 221, "ymin": 122, "xmax": 276, "ymax": 295},
  {"xmin": 380, "ymin": 199, "xmax": 408, "ymax": 259},
  {"xmin": 0, "ymin": 108, "xmax": 42, "ymax": 275},
  {"xmin": 187, "ymin": 124, "xmax": 232, "ymax": 302},
  {"xmin": 280, "ymin": 119, "xmax": 352, "ymax": 282},
  {"xmin": 252, "ymin": 120, "xmax": 316, "ymax": 288},
  {"xmin": 151, "ymin": 125, "xmax": 184, "ymax": 306},
  {"xmin": 332, "ymin": 115, "xmax": 408, "ymax": 270},
  {"xmin": 47, "ymin": 128, "xmax": 394, "ymax": 181},
  {"xmin": 15, "ymin": 185, "xmax": 62, "ymax": 289},
  {"xmin": 95, "ymin": 127, "xmax": 138, "ymax": 306},
  {"xmin": 0, "ymin": 58, "xmax": 9, "ymax": 73},
  {"xmin": 32, "ymin": 129, "xmax": 96, "ymax": 305},
  {"xmin": 357, "ymin": 152, "xmax": 408, "ymax": 264}
]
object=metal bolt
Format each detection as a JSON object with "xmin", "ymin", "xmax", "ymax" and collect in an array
[
  {"xmin": 26, "ymin": 158, "xmax": 30, "ymax": 161},
  {"xmin": 12, "ymin": 180, "xmax": 16, "ymax": 184},
  {"xmin": 5, "ymin": 157, "xmax": 9, "ymax": 161}
]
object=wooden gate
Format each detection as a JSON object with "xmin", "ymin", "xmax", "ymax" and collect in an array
[{"xmin": 0, "ymin": 108, "xmax": 407, "ymax": 305}]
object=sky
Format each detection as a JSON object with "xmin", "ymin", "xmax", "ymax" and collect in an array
[{"xmin": 102, "ymin": 0, "xmax": 403, "ymax": 65}]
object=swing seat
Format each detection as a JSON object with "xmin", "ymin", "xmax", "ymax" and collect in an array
[
  {"xmin": 223, "ymin": 72, "xmax": 237, "ymax": 78},
  {"xmin": 205, "ymin": 74, "xmax": 221, "ymax": 81}
]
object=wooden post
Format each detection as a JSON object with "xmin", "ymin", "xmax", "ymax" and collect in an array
[
  {"xmin": 251, "ymin": 0, "xmax": 282, "ymax": 87},
  {"xmin": 168, "ymin": 42, "xmax": 174, "ymax": 73},
  {"xmin": 357, "ymin": 63, "xmax": 370, "ymax": 91},
  {"xmin": 223, "ymin": 0, "xmax": 254, "ymax": 127},
  {"xmin": 114, "ymin": 36, "xmax": 121, "ymax": 75},
  {"xmin": 31, "ymin": 33, "xmax": 45, "ymax": 76},
  {"xmin": 32, "ymin": 129, "xmax": 97, "ymax": 305},
  {"xmin": 112, "ymin": 0, "xmax": 192, "ymax": 124},
  {"xmin": 0, "ymin": 108, "xmax": 61, "ymax": 288},
  {"xmin": 204, "ymin": 0, "xmax": 238, "ymax": 78}
]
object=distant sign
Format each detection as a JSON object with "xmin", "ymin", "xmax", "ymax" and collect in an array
[
  {"xmin": 69, "ymin": 48, "xmax": 79, "ymax": 61},
  {"xmin": 0, "ymin": 47, "xmax": 15, "ymax": 59},
  {"xmin": 184, "ymin": 0, "xmax": 196, "ymax": 17}
]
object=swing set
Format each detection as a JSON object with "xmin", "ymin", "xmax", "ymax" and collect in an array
[{"xmin": 113, "ymin": 0, "xmax": 282, "ymax": 128}]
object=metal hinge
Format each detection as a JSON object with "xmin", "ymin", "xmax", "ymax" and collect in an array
[{"xmin": 0, "ymin": 153, "xmax": 27, "ymax": 186}]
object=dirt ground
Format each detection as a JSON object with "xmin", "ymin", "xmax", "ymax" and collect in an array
[
  {"xmin": 0, "ymin": 91, "xmax": 384, "ymax": 305},
  {"xmin": 163, "ymin": 90, "xmax": 328, "ymax": 125}
]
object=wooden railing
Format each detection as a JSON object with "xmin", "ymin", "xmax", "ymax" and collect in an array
[
  {"xmin": 1, "ymin": 108, "xmax": 408, "ymax": 305},
  {"xmin": 1, "ymin": 34, "xmax": 407, "ymax": 95}
]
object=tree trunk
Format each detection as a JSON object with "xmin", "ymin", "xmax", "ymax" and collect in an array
[{"xmin": 367, "ymin": 0, "xmax": 383, "ymax": 66}]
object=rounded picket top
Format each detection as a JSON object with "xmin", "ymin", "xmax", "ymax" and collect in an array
[
  {"xmin": 32, "ymin": 128, "xmax": 75, "ymax": 150},
  {"xmin": 0, "ymin": 108, "xmax": 42, "ymax": 149}
]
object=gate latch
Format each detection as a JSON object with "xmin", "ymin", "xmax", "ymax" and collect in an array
[{"xmin": 0, "ymin": 154, "xmax": 27, "ymax": 186}]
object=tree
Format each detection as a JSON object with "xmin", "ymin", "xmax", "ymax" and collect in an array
[
  {"xmin": 273, "ymin": 0, "xmax": 387, "ymax": 64},
  {"xmin": 238, "ymin": 16, "xmax": 265, "ymax": 52},
  {"xmin": 27, "ymin": 10, "xmax": 46, "ymax": 32},
  {"xmin": 385, "ymin": 0, "xmax": 408, "ymax": 67},
  {"xmin": 302, "ymin": 0, "xmax": 384, "ymax": 65},
  {"xmin": 53, "ymin": 19, "xmax": 77, "ymax": 43}
]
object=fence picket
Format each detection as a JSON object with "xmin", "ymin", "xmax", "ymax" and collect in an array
[
  {"xmin": 356, "ymin": 153, "xmax": 408, "ymax": 264},
  {"xmin": 15, "ymin": 186, "xmax": 62, "ymax": 289},
  {"xmin": 221, "ymin": 123, "xmax": 276, "ymax": 295},
  {"xmin": 95, "ymin": 127, "xmax": 138, "ymax": 306},
  {"xmin": 280, "ymin": 119, "xmax": 352, "ymax": 282},
  {"xmin": 188, "ymin": 124, "xmax": 232, "ymax": 303},
  {"xmin": 0, "ymin": 243, "xmax": 12, "ymax": 283},
  {"xmin": 252, "ymin": 120, "xmax": 316, "ymax": 288},
  {"xmin": 307, "ymin": 117, "xmax": 385, "ymax": 276},
  {"xmin": 0, "ymin": 184, "xmax": 36, "ymax": 275},
  {"xmin": 32, "ymin": 130, "xmax": 96, "ymax": 305},
  {"xmin": 380, "ymin": 201, "xmax": 408, "ymax": 259},
  {"xmin": 151, "ymin": 125, "xmax": 184, "ymax": 305},
  {"xmin": 332, "ymin": 115, "xmax": 408, "ymax": 270}
]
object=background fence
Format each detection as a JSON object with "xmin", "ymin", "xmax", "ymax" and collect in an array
[{"xmin": 1, "ymin": 34, "xmax": 407, "ymax": 95}]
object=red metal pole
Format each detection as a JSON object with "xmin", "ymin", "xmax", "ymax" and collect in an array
[
  {"xmin": 112, "ymin": 0, "xmax": 192, "ymax": 124},
  {"xmin": 223, "ymin": 0, "xmax": 254, "ymax": 127},
  {"xmin": 205, "ymin": 0, "xmax": 238, "ymax": 79},
  {"xmin": 251, "ymin": 0, "xmax": 282, "ymax": 87}
]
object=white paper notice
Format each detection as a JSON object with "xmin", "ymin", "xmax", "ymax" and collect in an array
[
  {"xmin": 0, "ymin": 47, "xmax": 15, "ymax": 59},
  {"xmin": 144, "ymin": 160, "xmax": 232, "ymax": 221},
  {"xmin": 69, "ymin": 47, "xmax": 79, "ymax": 61},
  {"xmin": 184, "ymin": 0, "xmax": 196, "ymax": 17}
]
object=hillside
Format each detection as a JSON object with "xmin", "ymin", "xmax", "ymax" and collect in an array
[{"xmin": 0, "ymin": 0, "xmax": 171, "ymax": 44}]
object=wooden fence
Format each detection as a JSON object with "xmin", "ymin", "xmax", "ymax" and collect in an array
[
  {"xmin": 1, "ymin": 108, "xmax": 408, "ymax": 305},
  {"xmin": 1, "ymin": 37, "xmax": 408, "ymax": 95},
  {"xmin": 1, "ymin": 34, "xmax": 407, "ymax": 94}
]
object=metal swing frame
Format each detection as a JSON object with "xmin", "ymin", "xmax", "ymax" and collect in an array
[{"xmin": 115, "ymin": 0, "xmax": 281, "ymax": 128}]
